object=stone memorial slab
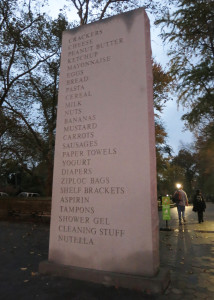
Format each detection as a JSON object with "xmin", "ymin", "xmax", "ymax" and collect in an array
[{"xmin": 40, "ymin": 8, "xmax": 166, "ymax": 292}]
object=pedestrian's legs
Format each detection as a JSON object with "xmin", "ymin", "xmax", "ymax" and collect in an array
[
  {"xmin": 177, "ymin": 205, "xmax": 182, "ymax": 224},
  {"xmin": 202, "ymin": 211, "xmax": 204, "ymax": 222},
  {"xmin": 198, "ymin": 211, "xmax": 203, "ymax": 223},
  {"xmin": 181, "ymin": 206, "xmax": 186, "ymax": 222}
]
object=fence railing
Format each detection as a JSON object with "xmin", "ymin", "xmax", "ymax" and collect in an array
[{"xmin": 0, "ymin": 197, "xmax": 51, "ymax": 220}]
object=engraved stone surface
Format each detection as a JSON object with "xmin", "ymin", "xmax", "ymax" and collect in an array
[{"xmin": 48, "ymin": 8, "xmax": 159, "ymax": 277}]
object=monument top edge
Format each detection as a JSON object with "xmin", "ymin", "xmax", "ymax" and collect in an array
[{"xmin": 63, "ymin": 7, "xmax": 149, "ymax": 35}]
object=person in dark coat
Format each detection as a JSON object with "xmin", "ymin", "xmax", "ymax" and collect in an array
[{"xmin": 193, "ymin": 189, "xmax": 206, "ymax": 223}]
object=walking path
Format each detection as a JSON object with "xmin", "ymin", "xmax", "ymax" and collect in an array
[
  {"xmin": 0, "ymin": 203, "xmax": 214, "ymax": 299},
  {"xmin": 159, "ymin": 203, "xmax": 214, "ymax": 299}
]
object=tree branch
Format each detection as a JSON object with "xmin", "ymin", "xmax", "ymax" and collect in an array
[
  {"xmin": 99, "ymin": 0, "xmax": 129, "ymax": 20},
  {"xmin": 0, "ymin": 51, "xmax": 57, "ymax": 107},
  {"xmin": 3, "ymin": 102, "xmax": 43, "ymax": 153}
]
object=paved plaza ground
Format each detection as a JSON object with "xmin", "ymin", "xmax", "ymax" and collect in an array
[{"xmin": 0, "ymin": 203, "xmax": 214, "ymax": 299}]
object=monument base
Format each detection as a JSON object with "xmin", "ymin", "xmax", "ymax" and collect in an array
[{"xmin": 39, "ymin": 261, "xmax": 170, "ymax": 295}]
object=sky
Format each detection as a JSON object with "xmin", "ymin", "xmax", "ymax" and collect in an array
[
  {"xmin": 45, "ymin": 0, "xmax": 194, "ymax": 155},
  {"xmin": 148, "ymin": 14, "xmax": 194, "ymax": 154}
]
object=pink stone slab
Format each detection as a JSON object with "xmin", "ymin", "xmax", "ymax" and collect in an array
[{"xmin": 48, "ymin": 8, "xmax": 159, "ymax": 277}]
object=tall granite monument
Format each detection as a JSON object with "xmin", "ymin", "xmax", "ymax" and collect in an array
[{"xmin": 40, "ymin": 8, "xmax": 169, "ymax": 293}]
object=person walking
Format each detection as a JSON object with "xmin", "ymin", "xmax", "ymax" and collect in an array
[
  {"xmin": 173, "ymin": 185, "xmax": 189, "ymax": 225},
  {"xmin": 193, "ymin": 189, "xmax": 206, "ymax": 223}
]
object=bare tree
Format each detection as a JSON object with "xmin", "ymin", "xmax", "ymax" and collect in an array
[
  {"xmin": 66, "ymin": 0, "xmax": 162, "ymax": 25},
  {"xmin": 0, "ymin": 0, "xmax": 58, "ymax": 107}
]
